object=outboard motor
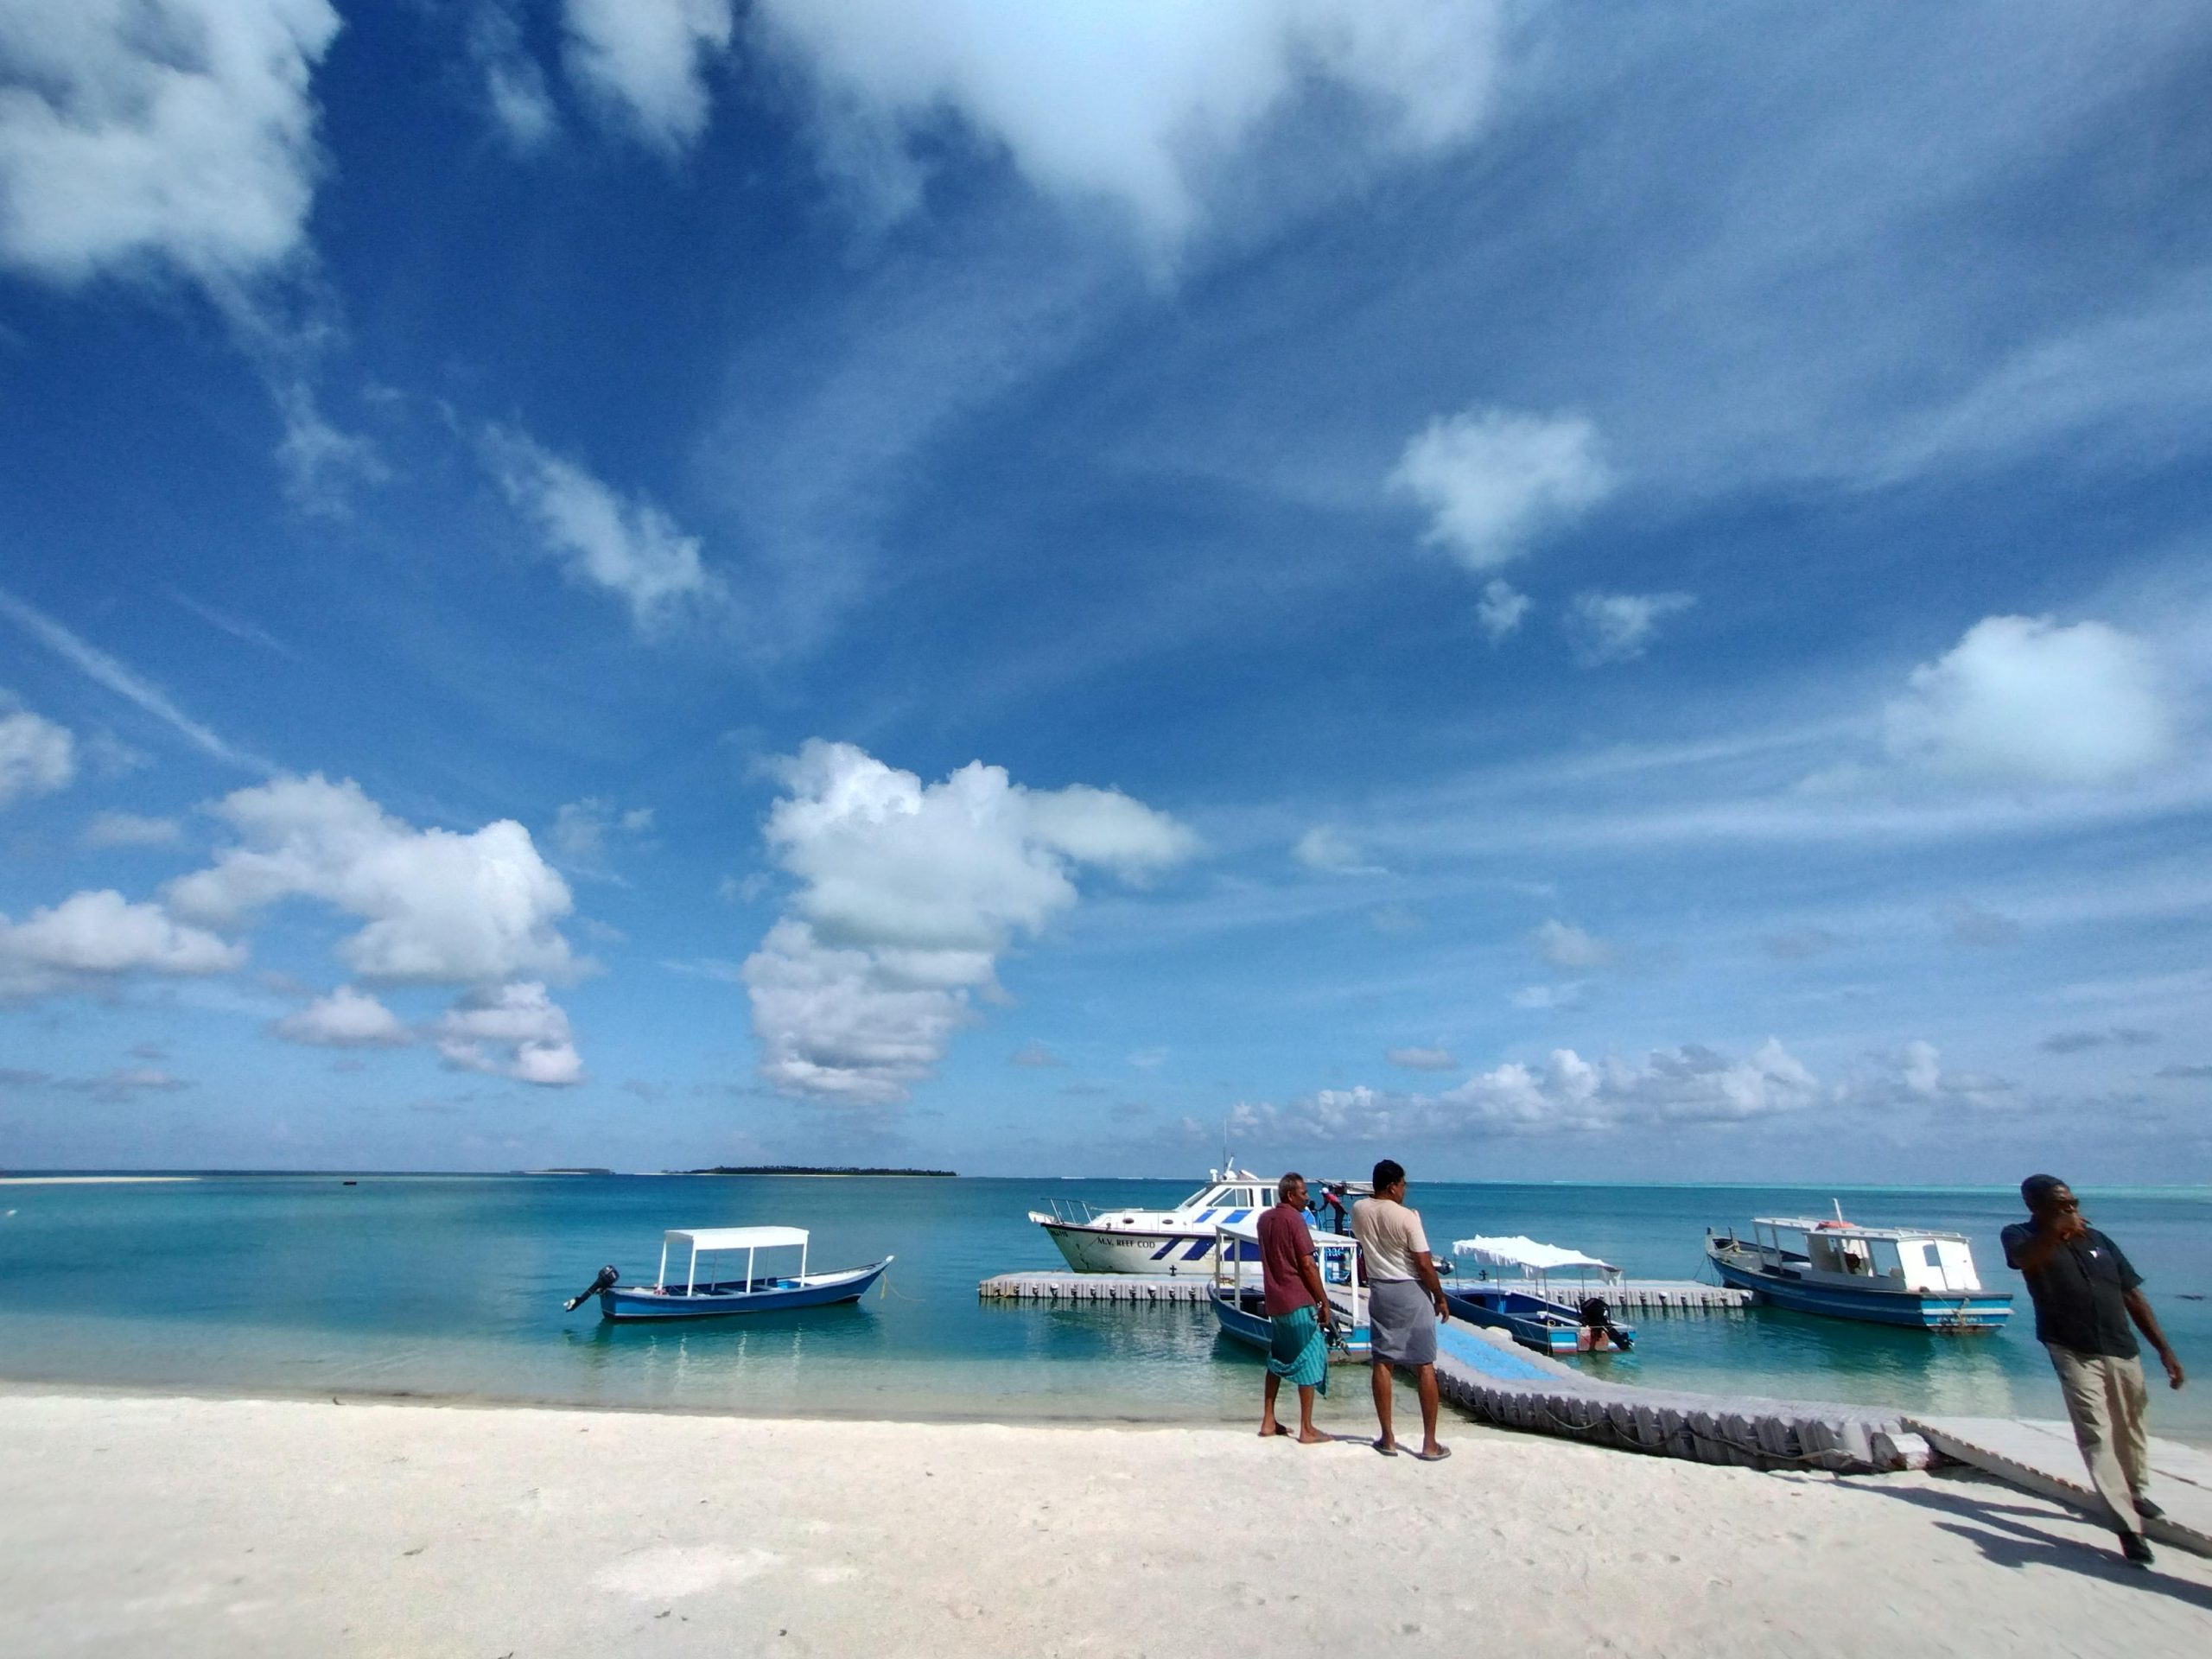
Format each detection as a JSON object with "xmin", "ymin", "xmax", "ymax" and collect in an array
[
  {"xmin": 564, "ymin": 1264, "xmax": 619, "ymax": 1313},
  {"xmin": 1579, "ymin": 1294, "xmax": 1632, "ymax": 1351}
]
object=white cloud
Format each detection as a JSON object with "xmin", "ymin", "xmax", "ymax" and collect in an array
[
  {"xmin": 1510, "ymin": 981, "xmax": 1586, "ymax": 1012},
  {"xmin": 0, "ymin": 887, "xmax": 244, "ymax": 998},
  {"xmin": 482, "ymin": 425, "xmax": 728, "ymax": 632},
  {"xmin": 1009, "ymin": 1039, "xmax": 1061, "ymax": 1068},
  {"xmin": 1883, "ymin": 615, "xmax": 2177, "ymax": 787},
  {"xmin": 0, "ymin": 586, "xmax": 264, "ymax": 768},
  {"xmin": 1240, "ymin": 1038, "xmax": 1821, "ymax": 1141},
  {"xmin": 0, "ymin": 706, "xmax": 74, "ymax": 805},
  {"xmin": 742, "ymin": 741, "xmax": 1196, "ymax": 1104},
  {"xmin": 1386, "ymin": 1045, "xmax": 1457, "ymax": 1072},
  {"xmin": 750, "ymin": 0, "xmax": 1506, "ymax": 246},
  {"xmin": 1389, "ymin": 408, "xmax": 1611, "ymax": 572},
  {"xmin": 549, "ymin": 797, "xmax": 656, "ymax": 879},
  {"xmin": 1293, "ymin": 825, "xmax": 1382, "ymax": 875},
  {"xmin": 468, "ymin": 0, "xmax": 558, "ymax": 153},
  {"xmin": 164, "ymin": 773, "xmax": 581, "ymax": 985},
  {"xmin": 1839, "ymin": 1040, "xmax": 2012, "ymax": 1113},
  {"xmin": 272, "ymin": 984, "xmax": 410, "ymax": 1049},
  {"xmin": 435, "ymin": 981, "xmax": 583, "ymax": 1085},
  {"xmin": 0, "ymin": 0, "xmax": 339, "ymax": 283},
  {"xmin": 1566, "ymin": 591, "xmax": 1694, "ymax": 665},
  {"xmin": 563, "ymin": 0, "xmax": 732, "ymax": 154},
  {"xmin": 83, "ymin": 810, "xmax": 180, "ymax": 848},
  {"xmin": 1532, "ymin": 918, "xmax": 1611, "ymax": 970},
  {"xmin": 1476, "ymin": 578, "xmax": 1531, "ymax": 642}
]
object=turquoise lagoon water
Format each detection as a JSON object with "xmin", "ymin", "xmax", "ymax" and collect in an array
[{"xmin": 2, "ymin": 1175, "xmax": 2206, "ymax": 1442}]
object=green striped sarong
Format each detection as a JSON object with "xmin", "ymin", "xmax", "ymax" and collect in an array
[{"xmin": 1267, "ymin": 1303, "xmax": 1329, "ymax": 1393}]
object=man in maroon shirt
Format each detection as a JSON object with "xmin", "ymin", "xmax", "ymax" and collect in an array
[{"xmin": 1257, "ymin": 1172, "xmax": 1337, "ymax": 1444}]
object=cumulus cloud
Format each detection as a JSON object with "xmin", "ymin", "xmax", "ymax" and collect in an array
[
  {"xmin": 1838, "ymin": 1040, "xmax": 2012, "ymax": 1112},
  {"xmin": 0, "ymin": 0, "xmax": 340, "ymax": 284},
  {"xmin": 1386, "ymin": 1045, "xmax": 1458, "ymax": 1072},
  {"xmin": 82, "ymin": 810, "xmax": 180, "ymax": 848},
  {"xmin": 1293, "ymin": 825, "xmax": 1382, "ymax": 875},
  {"xmin": 1389, "ymin": 408, "xmax": 1611, "ymax": 572},
  {"xmin": 1476, "ymin": 578, "xmax": 1531, "ymax": 642},
  {"xmin": 0, "ymin": 887, "xmax": 244, "ymax": 998},
  {"xmin": 1532, "ymin": 918, "xmax": 1611, "ymax": 971},
  {"xmin": 742, "ymin": 741, "xmax": 1196, "ymax": 1104},
  {"xmin": 435, "ymin": 981, "xmax": 583, "ymax": 1085},
  {"xmin": 271, "ymin": 984, "xmax": 410, "ymax": 1049},
  {"xmin": 164, "ymin": 773, "xmax": 580, "ymax": 985},
  {"xmin": 1883, "ymin": 615, "xmax": 2177, "ymax": 788},
  {"xmin": 750, "ymin": 0, "xmax": 1506, "ymax": 245},
  {"xmin": 482, "ymin": 425, "xmax": 727, "ymax": 632},
  {"xmin": 0, "ymin": 705, "xmax": 74, "ymax": 805},
  {"xmin": 1236, "ymin": 1038, "xmax": 1821, "ymax": 1141},
  {"xmin": 1565, "ymin": 591, "xmax": 1694, "ymax": 665},
  {"xmin": 563, "ymin": 0, "xmax": 731, "ymax": 154}
]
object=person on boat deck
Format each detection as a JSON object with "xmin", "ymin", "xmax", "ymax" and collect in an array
[
  {"xmin": 2003, "ymin": 1174, "xmax": 2186, "ymax": 1569},
  {"xmin": 1256, "ymin": 1173, "xmax": 1336, "ymax": 1445},
  {"xmin": 1351, "ymin": 1160, "xmax": 1451, "ymax": 1461},
  {"xmin": 1319, "ymin": 1184, "xmax": 1349, "ymax": 1236}
]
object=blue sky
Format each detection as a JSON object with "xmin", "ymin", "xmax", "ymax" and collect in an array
[{"xmin": 3, "ymin": 3, "xmax": 2209, "ymax": 1180}]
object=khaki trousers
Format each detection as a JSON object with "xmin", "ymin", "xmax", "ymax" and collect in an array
[{"xmin": 2045, "ymin": 1344, "xmax": 2151, "ymax": 1534}]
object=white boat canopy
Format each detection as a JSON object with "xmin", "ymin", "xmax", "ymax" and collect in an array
[
  {"xmin": 1451, "ymin": 1235, "xmax": 1621, "ymax": 1277},
  {"xmin": 666, "ymin": 1226, "xmax": 808, "ymax": 1252},
  {"xmin": 656, "ymin": 1226, "xmax": 810, "ymax": 1294}
]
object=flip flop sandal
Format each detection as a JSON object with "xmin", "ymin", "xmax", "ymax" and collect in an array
[
  {"xmin": 1413, "ymin": 1446, "xmax": 1453, "ymax": 1462},
  {"xmin": 1372, "ymin": 1439, "xmax": 1400, "ymax": 1457}
]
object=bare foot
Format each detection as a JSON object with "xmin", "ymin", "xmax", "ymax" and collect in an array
[
  {"xmin": 1258, "ymin": 1421, "xmax": 1288, "ymax": 1437},
  {"xmin": 1296, "ymin": 1428, "xmax": 1330, "ymax": 1445}
]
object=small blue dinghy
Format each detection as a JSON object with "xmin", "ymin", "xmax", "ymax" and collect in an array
[{"xmin": 564, "ymin": 1226, "xmax": 892, "ymax": 1322}]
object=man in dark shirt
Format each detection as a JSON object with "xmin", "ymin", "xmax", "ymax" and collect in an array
[
  {"xmin": 2002, "ymin": 1174, "xmax": 2186, "ymax": 1567},
  {"xmin": 1255, "ymin": 1172, "xmax": 1335, "ymax": 1445}
]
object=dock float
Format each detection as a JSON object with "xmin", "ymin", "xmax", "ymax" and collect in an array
[
  {"xmin": 979, "ymin": 1272, "xmax": 1216, "ymax": 1304},
  {"xmin": 1480, "ymin": 1278, "xmax": 1749, "ymax": 1312},
  {"xmin": 1431, "ymin": 1318, "xmax": 1930, "ymax": 1475},
  {"xmin": 1904, "ymin": 1414, "xmax": 2212, "ymax": 1559},
  {"xmin": 978, "ymin": 1271, "xmax": 1746, "ymax": 1311}
]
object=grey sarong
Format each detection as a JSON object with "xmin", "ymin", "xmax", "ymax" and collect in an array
[{"xmin": 1367, "ymin": 1277, "xmax": 1437, "ymax": 1367}]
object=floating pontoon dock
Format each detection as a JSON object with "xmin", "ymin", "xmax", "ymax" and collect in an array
[
  {"xmin": 979, "ymin": 1272, "xmax": 1215, "ymax": 1304},
  {"xmin": 1430, "ymin": 1319, "xmax": 1930, "ymax": 1474},
  {"xmin": 977, "ymin": 1270, "xmax": 1745, "ymax": 1310},
  {"xmin": 1905, "ymin": 1414, "xmax": 2212, "ymax": 1559}
]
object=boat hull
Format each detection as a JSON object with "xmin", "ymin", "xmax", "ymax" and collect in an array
[
  {"xmin": 599, "ymin": 1260, "xmax": 891, "ymax": 1321},
  {"xmin": 1707, "ymin": 1253, "xmax": 2011, "ymax": 1331},
  {"xmin": 1209, "ymin": 1286, "xmax": 1369, "ymax": 1362},
  {"xmin": 1444, "ymin": 1286, "xmax": 1630, "ymax": 1357},
  {"xmin": 1033, "ymin": 1216, "xmax": 1262, "ymax": 1276}
]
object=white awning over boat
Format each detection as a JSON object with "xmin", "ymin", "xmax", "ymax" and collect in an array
[
  {"xmin": 1451, "ymin": 1235, "xmax": 1620, "ymax": 1276},
  {"xmin": 665, "ymin": 1226, "xmax": 809, "ymax": 1251}
]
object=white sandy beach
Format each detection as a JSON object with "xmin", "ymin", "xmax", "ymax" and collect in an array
[{"xmin": 3, "ymin": 1392, "xmax": 2207, "ymax": 1657}]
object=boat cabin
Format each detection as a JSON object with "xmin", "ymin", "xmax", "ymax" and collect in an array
[{"xmin": 1746, "ymin": 1218, "xmax": 1986, "ymax": 1294}]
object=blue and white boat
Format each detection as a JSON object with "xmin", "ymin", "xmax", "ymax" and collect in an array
[
  {"xmin": 1208, "ymin": 1216, "xmax": 1371, "ymax": 1362},
  {"xmin": 1029, "ymin": 1166, "xmax": 1364, "ymax": 1275},
  {"xmin": 1705, "ymin": 1210, "xmax": 2011, "ymax": 1332},
  {"xmin": 566, "ymin": 1226, "xmax": 893, "ymax": 1322},
  {"xmin": 1445, "ymin": 1234, "xmax": 1636, "ymax": 1357}
]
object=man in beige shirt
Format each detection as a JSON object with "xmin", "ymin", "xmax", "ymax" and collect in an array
[{"xmin": 1351, "ymin": 1159, "xmax": 1451, "ymax": 1460}]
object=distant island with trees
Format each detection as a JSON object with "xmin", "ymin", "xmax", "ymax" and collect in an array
[{"xmin": 685, "ymin": 1165, "xmax": 957, "ymax": 1178}]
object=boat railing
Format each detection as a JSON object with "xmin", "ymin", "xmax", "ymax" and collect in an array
[{"xmin": 1042, "ymin": 1197, "xmax": 1100, "ymax": 1225}]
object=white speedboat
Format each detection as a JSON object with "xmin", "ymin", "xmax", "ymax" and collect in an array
[{"xmin": 1028, "ymin": 1167, "xmax": 1363, "ymax": 1275}]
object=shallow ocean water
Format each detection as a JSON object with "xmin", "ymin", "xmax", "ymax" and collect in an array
[{"xmin": 2, "ymin": 1174, "xmax": 2205, "ymax": 1442}]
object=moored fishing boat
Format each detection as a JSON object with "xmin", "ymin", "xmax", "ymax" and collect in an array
[
  {"xmin": 1705, "ymin": 1207, "xmax": 2011, "ymax": 1331},
  {"xmin": 1446, "ymin": 1235, "xmax": 1636, "ymax": 1357},
  {"xmin": 1208, "ymin": 1215, "xmax": 1370, "ymax": 1361},
  {"xmin": 562, "ymin": 1226, "xmax": 893, "ymax": 1321}
]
